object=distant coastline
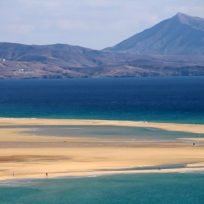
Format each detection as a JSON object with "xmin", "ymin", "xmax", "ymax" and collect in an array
[{"xmin": 0, "ymin": 13, "xmax": 204, "ymax": 79}]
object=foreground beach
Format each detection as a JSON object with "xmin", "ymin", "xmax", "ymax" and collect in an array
[{"xmin": 0, "ymin": 118, "xmax": 204, "ymax": 181}]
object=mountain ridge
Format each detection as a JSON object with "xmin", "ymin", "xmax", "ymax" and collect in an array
[
  {"xmin": 107, "ymin": 13, "xmax": 204, "ymax": 55},
  {"xmin": 0, "ymin": 13, "xmax": 204, "ymax": 79}
]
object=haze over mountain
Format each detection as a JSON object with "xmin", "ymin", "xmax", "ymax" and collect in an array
[
  {"xmin": 0, "ymin": 42, "xmax": 123, "ymax": 68},
  {"xmin": 107, "ymin": 13, "xmax": 204, "ymax": 55},
  {"xmin": 0, "ymin": 13, "xmax": 204, "ymax": 79}
]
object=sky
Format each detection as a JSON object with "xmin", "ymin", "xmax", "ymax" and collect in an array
[{"xmin": 0, "ymin": 0, "xmax": 203, "ymax": 49}]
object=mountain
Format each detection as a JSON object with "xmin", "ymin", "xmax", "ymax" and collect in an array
[
  {"xmin": 0, "ymin": 13, "xmax": 204, "ymax": 79},
  {"xmin": 0, "ymin": 42, "xmax": 124, "ymax": 67},
  {"xmin": 107, "ymin": 13, "xmax": 204, "ymax": 55},
  {"xmin": 0, "ymin": 43, "xmax": 129, "ymax": 78}
]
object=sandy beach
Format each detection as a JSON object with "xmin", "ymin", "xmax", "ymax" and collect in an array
[{"xmin": 0, "ymin": 118, "xmax": 204, "ymax": 181}]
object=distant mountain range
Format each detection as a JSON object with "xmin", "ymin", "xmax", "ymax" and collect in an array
[{"xmin": 0, "ymin": 13, "xmax": 204, "ymax": 79}]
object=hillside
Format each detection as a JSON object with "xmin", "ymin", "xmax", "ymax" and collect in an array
[{"xmin": 107, "ymin": 13, "xmax": 204, "ymax": 55}]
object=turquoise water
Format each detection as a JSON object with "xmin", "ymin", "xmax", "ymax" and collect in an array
[
  {"xmin": 0, "ymin": 173, "xmax": 204, "ymax": 204},
  {"xmin": 0, "ymin": 77, "xmax": 204, "ymax": 123}
]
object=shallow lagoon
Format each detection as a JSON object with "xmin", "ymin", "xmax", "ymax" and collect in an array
[{"xmin": 1, "ymin": 173, "xmax": 204, "ymax": 204}]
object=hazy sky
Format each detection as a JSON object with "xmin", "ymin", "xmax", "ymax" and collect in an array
[{"xmin": 0, "ymin": 0, "xmax": 203, "ymax": 49}]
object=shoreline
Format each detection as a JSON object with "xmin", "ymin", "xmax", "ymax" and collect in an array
[{"xmin": 1, "ymin": 166, "xmax": 204, "ymax": 183}]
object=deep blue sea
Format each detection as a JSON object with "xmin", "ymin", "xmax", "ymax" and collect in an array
[
  {"xmin": 0, "ymin": 77, "xmax": 204, "ymax": 123},
  {"xmin": 0, "ymin": 173, "xmax": 204, "ymax": 204}
]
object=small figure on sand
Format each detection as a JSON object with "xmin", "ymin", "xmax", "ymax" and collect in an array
[{"xmin": 46, "ymin": 172, "xmax": 48, "ymax": 177}]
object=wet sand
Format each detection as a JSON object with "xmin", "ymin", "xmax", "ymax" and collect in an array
[
  {"xmin": 0, "ymin": 118, "xmax": 204, "ymax": 181},
  {"xmin": 1, "ymin": 117, "xmax": 204, "ymax": 134}
]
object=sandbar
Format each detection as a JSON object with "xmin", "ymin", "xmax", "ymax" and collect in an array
[{"xmin": 0, "ymin": 118, "xmax": 204, "ymax": 181}]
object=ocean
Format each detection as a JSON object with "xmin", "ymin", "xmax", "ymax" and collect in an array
[
  {"xmin": 1, "ymin": 77, "xmax": 204, "ymax": 203},
  {"xmin": 0, "ymin": 77, "xmax": 204, "ymax": 123},
  {"xmin": 0, "ymin": 173, "xmax": 204, "ymax": 204}
]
